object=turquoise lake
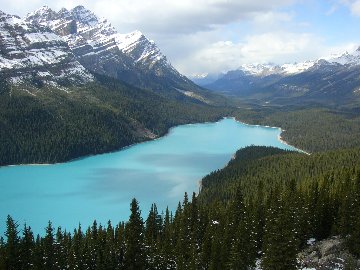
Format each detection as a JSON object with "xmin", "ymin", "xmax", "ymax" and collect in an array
[{"xmin": 0, "ymin": 118, "xmax": 297, "ymax": 235}]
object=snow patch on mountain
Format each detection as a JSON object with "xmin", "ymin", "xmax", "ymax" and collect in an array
[
  {"xmin": 22, "ymin": 5, "xmax": 207, "ymax": 102},
  {"xmin": 0, "ymin": 9, "xmax": 94, "ymax": 86},
  {"xmin": 233, "ymin": 46, "xmax": 360, "ymax": 77},
  {"xmin": 324, "ymin": 47, "xmax": 360, "ymax": 66},
  {"xmin": 238, "ymin": 61, "xmax": 316, "ymax": 77},
  {"xmin": 281, "ymin": 61, "xmax": 315, "ymax": 74},
  {"xmin": 26, "ymin": 6, "xmax": 170, "ymax": 69}
]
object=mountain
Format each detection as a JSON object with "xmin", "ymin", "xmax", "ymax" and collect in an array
[
  {"xmin": 25, "ymin": 6, "xmax": 215, "ymax": 102},
  {"xmin": 189, "ymin": 73, "xmax": 224, "ymax": 86},
  {"xmin": 0, "ymin": 9, "xmax": 225, "ymax": 166},
  {"xmin": 0, "ymin": 10, "xmax": 93, "ymax": 88},
  {"xmin": 206, "ymin": 48, "xmax": 360, "ymax": 107}
]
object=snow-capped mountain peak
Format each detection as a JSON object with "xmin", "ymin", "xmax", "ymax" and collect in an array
[
  {"xmin": 281, "ymin": 61, "xmax": 315, "ymax": 74},
  {"xmin": 233, "ymin": 46, "xmax": 360, "ymax": 78},
  {"xmin": 24, "ymin": 4, "xmax": 180, "ymax": 89},
  {"xmin": 238, "ymin": 60, "xmax": 318, "ymax": 77},
  {"xmin": 18, "ymin": 5, "xmax": 202, "ymax": 98},
  {"xmin": 70, "ymin": 5, "xmax": 98, "ymax": 26},
  {"xmin": 26, "ymin": 6, "xmax": 57, "ymax": 24},
  {"xmin": 240, "ymin": 63, "xmax": 279, "ymax": 76},
  {"xmin": 324, "ymin": 46, "xmax": 360, "ymax": 66},
  {"xmin": 25, "ymin": 7, "xmax": 169, "ymax": 68},
  {"xmin": 0, "ymin": 9, "xmax": 93, "ymax": 87},
  {"xmin": 115, "ymin": 30, "xmax": 144, "ymax": 51}
]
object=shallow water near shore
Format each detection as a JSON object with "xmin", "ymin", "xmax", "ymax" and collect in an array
[{"xmin": 0, "ymin": 118, "xmax": 297, "ymax": 235}]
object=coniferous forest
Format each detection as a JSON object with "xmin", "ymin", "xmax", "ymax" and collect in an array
[
  {"xmin": 2, "ymin": 3, "xmax": 360, "ymax": 269},
  {"xmin": 0, "ymin": 75, "xmax": 228, "ymax": 166},
  {"xmin": 1, "ymin": 146, "xmax": 360, "ymax": 270}
]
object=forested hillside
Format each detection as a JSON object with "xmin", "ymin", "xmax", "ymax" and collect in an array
[
  {"xmin": 234, "ymin": 106, "xmax": 360, "ymax": 153},
  {"xmin": 1, "ymin": 146, "xmax": 359, "ymax": 269},
  {"xmin": 0, "ymin": 74, "xmax": 227, "ymax": 166}
]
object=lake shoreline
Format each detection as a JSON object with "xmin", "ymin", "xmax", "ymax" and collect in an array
[
  {"xmin": 0, "ymin": 116, "xmax": 227, "ymax": 168},
  {"xmin": 0, "ymin": 117, "xmax": 307, "ymax": 236},
  {"xmin": 0, "ymin": 116, "xmax": 309, "ymax": 168},
  {"xmin": 234, "ymin": 117, "xmax": 310, "ymax": 155}
]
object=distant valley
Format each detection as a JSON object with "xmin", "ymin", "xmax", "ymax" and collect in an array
[{"xmin": 197, "ymin": 48, "xmax": 360, "ymax": 108}]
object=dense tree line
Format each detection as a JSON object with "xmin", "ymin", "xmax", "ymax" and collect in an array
[
  {"xmin": 0, "ymin": 75, "xmax": 228, "ymax": 166},
  {"xmin": 234, "ymin": 106, "xmax": 360, "ymax": 153},
  {"xmin": 1, "ymin": 146, "xmax": 360, "ymax": 269}
]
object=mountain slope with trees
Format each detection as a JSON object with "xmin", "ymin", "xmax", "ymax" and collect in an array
[{"xmin": 0, "ymin": 74, "xmax": 227, "ymax": 166}]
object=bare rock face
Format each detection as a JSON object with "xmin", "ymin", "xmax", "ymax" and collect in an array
[
  {"xmin": 0, "ymin": 9, "xmax": 93, "ymax": 89},
  {"xmin": 298, "ymin": 236, "xmax": 360, "ymax": 269},
  {"xmin": 25, "ymin": 5, "xmax": 200, "ymax": 94}
]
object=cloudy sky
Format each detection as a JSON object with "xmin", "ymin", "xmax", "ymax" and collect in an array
[{"xmin": 1, "ymin": 0, "xmax": 360, "ymax": 76}]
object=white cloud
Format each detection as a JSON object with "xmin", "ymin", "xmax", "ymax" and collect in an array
[
  {"xmin": 350, "ymin": 0, "xmax": 360, "ymax": 14},
  {"xmin": 1, "ymin": 0, "xmax": 358, "ymax": 76},
  {"xmin": 173, "ymin": 31, "xmax": 328, "ymax": 75},
  {"xmin": 0, "ymin": 0, "xmax": 296, "ymax": 34},
  {"xmin": 339, "ymin": 0, "xmax": 360, "ymax": 15},
  {"xmin": 88, "ymin": 0, "xmax": 298, "ymax": 35}
]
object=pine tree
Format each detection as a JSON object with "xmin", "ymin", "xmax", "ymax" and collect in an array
[
  {"xmin": 161, "ymin": 207, "xmax": 176, "ymax": 269},
  {"xmin": 348, "ymin": 198, "xmax": 360, "ymax": 256},
  {"xmin": 43, "ymin": 221, "xmax": 56, "ymax": 270},
  {"xmin": 55, "ymin": 227, "xmax": 68, "ymax": 270},
  {"xmin": 115, "ymin": 222, "xmax": 126, "ymax": 269},
  {"xmin": 172, "ymin": 202, "xmax": 182, "ymax": 250},
  {"xmin": 103, "ymin": 220, "xmax": 116, "ymax": 270},
  {"xmin": 125, "ymin": 198, "xmax": 146, "ymax": 270},
  {"xmin": 262, "ymin": 193, "xmax": 299, "ymax": 270},
  {"xmin": 32, "ymin": 234, "xmax": 44, "ymax": 270},
  {"xmin": 0, "ymin": 236, "xmax": 5, "ymax": 270},
  {"xmin": 200, "ymin": 204, "xmax": 222, "ymax": 270},
  {"xmin": 67, "ymin": 244, "xmax": 79, "ymax": 270},
  {"xmin": 228, "ymin": 189, "xmax": 256, "ymax": 269},
  {"xmin": 175, "ymin": 193, "xmax": 194, "ymax": 269},
  {"xmin": 189, "ymin": 192, "xmax": 201, "ymax": 270},
  {"xmin": 199, "ymin": 223, "xmax": 212, "ymax": 269},
  {"xmin": 4, "ymin": 215, "xmax": 20, "ymax": 270},
  {"xmin": 68, "ymin": 224, "xmax": 83, "ymax": 270},
  {"xmin": 145, "ymin": 203, "xmax": 161, "ymax": 246},
  {"xmin": 161, "ymin": 207, "xmax": 172, "ymax": 254},
  {"xmin": 146, "ymin": 203, "xmax": 165, "ymax": 269},
  {"xmin": 19, "ymin": 224, "xmax": 34, "ymax": 270},
  {"xmin": 209, "ymin": 231, "xmax": 222, "ymax": 270}
]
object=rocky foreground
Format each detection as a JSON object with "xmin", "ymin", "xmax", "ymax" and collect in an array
[{"xmin": 298, "ymin": 236, "xmax": 360, "ymax": 269}]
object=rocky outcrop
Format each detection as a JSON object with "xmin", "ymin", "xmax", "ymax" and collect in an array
[
  {"xmin": 0, "ymin": 10, "xmax": 93, "ymax": 89},
  {"xmin": 298, "ymin": 236, "xmax": 360, "ymax": 269},
  {"xmin": 25, "ymin": 6, "xmax": 203, "ymax": 95}
]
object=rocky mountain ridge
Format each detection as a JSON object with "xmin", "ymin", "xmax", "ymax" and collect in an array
[
  {"xmin": 204, "ymin": 47, "xmax": 360, "ymax": 107},
  {"xmin": 24, "ymin": 5, "xmax": 205, "ymax": 99},
  {"xmin": 0, "ymin": 10, "xmax": 93, "ymax": 89},
  {"xmin": 208, "ymin": 47, "xmax": 360, "ymax": 79}
]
